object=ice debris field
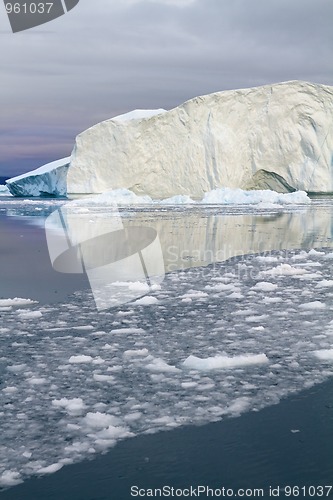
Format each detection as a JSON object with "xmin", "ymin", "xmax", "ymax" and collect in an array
[
  {"xmin": 1, "ymin": 247, "xmax": 333, "ymax": 488},
  {"xmin": 0, "ymin": 184, "xmax": 311, "ymax": 206}
]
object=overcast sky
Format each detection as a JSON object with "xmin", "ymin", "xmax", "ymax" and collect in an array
[{"xmin": 1, "ymin": 0, "xmax": 332, "ymax": 177}]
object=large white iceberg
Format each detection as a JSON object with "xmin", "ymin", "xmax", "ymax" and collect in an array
[
  {"xmin": 68, "ymin": 81, "xmax": 333, "ymax": 198},
  {"xmin": 6, "ymin": 81, "xmax": 333, "ymax": 198},
  {"xmin": 6, "ymin": 158, "xmax": 70, "ymax": 197}
]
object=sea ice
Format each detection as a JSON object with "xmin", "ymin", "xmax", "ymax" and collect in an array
[
  {"xmin": 1, "ymin": 246, "xmax": 333, "ymax": 488},
  {"xmin": 183, "ymin": 354, "xmax": 269, "ymax": 371},
  {"xmin": 314, "ymin": 349, "xmax": 333, "ymax": 361}
]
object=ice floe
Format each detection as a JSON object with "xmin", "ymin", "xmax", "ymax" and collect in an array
[{"xmin": 0, "ymin": 246, "xmax": 333, "ymax": 488}]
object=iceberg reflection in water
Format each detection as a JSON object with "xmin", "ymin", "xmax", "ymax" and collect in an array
[{"xmin": 3, "ymin": 196, "xmax": 333, "ymax": 275}]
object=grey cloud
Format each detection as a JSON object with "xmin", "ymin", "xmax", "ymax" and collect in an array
[{"xmin": 0, "ymin": 0, "xmax": 332, "ymax": 176}]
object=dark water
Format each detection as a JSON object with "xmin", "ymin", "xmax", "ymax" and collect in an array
[
  {"xmin": 0, "ymin": 215, "xmax": 89, "ymax": 303},
  {"xmin": 0, "ymin": 379, "xmax": 332, "ymax": 500}
]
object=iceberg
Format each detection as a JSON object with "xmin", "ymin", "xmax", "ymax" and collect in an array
[
  {"xmin": 6, "ymin": 81, "xmax": 333, "ymax": 198},
  {"xmin": 6, "ymin": 157, "xmax": 70, "ymax": 197},
  {"xmin": 68, "ymin": 81, "xmax": 333, "ymax": 198}
]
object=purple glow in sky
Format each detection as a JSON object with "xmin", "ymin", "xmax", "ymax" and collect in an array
[{"xmin": 1, "ymin": 0, "xmax": 332, "ymax": 177}]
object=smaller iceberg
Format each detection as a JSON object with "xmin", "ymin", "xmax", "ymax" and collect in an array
[
  {"xmin": 6, "ymin": 157, "xmax": 70, "ymax": 197},
  {"xmin": 0, "ymin": 184, "xmax": 10, "ymax": 196}
]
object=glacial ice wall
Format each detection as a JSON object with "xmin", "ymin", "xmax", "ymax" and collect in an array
[{"xmin": 68, "ymin": 81, "xmax": 333, "ymax": 198}]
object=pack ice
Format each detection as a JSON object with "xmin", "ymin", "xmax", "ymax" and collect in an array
[{"xmin": 6, "ymin": 81, "xmax": 333, "ymax": 198}]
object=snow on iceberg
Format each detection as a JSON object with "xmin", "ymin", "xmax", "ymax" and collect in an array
[
  {"xmin": 111, "ymin": 108, "xmax": 166, "ymax": 122},
  {"xmin": 68, "ymin": 81, "xmax": 333, "ymax": 197},
  {"xmin": 6, "ymin": 157, "xmax": 70, "ymax": 197}
]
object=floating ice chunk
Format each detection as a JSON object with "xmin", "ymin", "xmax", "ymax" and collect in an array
[
  {"xmin": 28, "ymin": 377, "xmax": 48, "ymax": 385},
  {"xmin": 200, "ymin": 188, "xmax": 310, "ymax": 205},
  {"xmin": 145, "ymin": 358, "xmax": 180, "ymax": 373},
  {"xmin": 124, "ymin": 412, "xmax": 142, "ymax": 422},
  {"xmin": 314, "ymin": 349, "xmax": 333, "ymax": 361},
  {"xmin": 252, "ymin": 282, "xmax": 278, "ymax": 292},
  {"xmin": 299, "ymin": 301, "xmax": 326, "ymax": 310},
  {"xmin": 227, "ymin": 292, "xmax": 244, "ymax": 299},
  {"xmin": 180, "ymin": 290, "xmax": 209, "ymax": 298},
  {"xmin": 17, "ymin": 310, "xmax": 43, "ymax": 319},
  {"xmin": 6, "ymin": 364, "xmax": 26, "ymax": 373},
  {"xmin": 261, "ymin": 264, "xmax": 307, "ymax": 276},
  {"xmin": 263, "ymin": 297, "xmax": 282, "ymax": 304},
  {"xmin": 0, "ymin": 470, "xmax": 22, "ymax": 487},
  {"xmin": 2, "ymin": 386, "xmax": 18, "ymax": 394},
  {"xmin": 324, "ymin": 253, "xmax": 333, "ymax": 259},
  {"xmin": 183, "ymin": 353, "xmax": 268, "ymax": 371},
  {"xmin": 37, "ymin": 463, "xmax": 63, "ymax": 475},
  {"xmin": 227, "ymin": 397, "xmax": 251, "ymax": 416},
  {"xmin": 245, "ymin": 315, "xmax": 268, "ymax": 323},
  {"xmin": 297, "ymin": 272, "xmax": 323, "ymax": 280},
  {"xmin": 151, "ymin": 416, "xmax": 178, "ymax": 427},
  {"xmin": 68, "ymin": 355, "xmax": 93, "ymax": 363},
  {"xmin": 82, "ymin": 412, "xmax": 120, "ymax": 430},
  {"xmin": 52, "ymin": 398, "xmax": 86, "ymax": 415},
  {"xmin": 250, "ymin": 326, "xmax": 265, "ymax": 332},
  {"xmin": 93, "ymin": 374, "xmax": 115, "ymax": 383},
  {"xmin": 94, "ymin": 424, "xmax": 132, "ymax": 441},
  {"xmin": 128, "ymin": 282, "xmax": 150, "ymax": 292},
  {"xmin": 0, "ymin": 298, "xmax": 38, "ymax": 307},
  {"xmin": 72, "ymin": 325, "xmax": 94, "ymax": 331},
  {"xmin": 205, "ymin": 283, "xmax": 237, "ymax": 292},
  {"xmin": 256, "ymin": 256, "xmax": 279, "ymax": 263},
  {"xmin": 92, "ymin": 357, "xmax": 105, "ymax": 365},
  {"xmin": 308, "ymin": 249, "xmax": 325, "ymax": 256},
  {"xmin": 133, "ymin": 296, "xmax": 158, "ymax": 305},
  {"xmin": 181, "ymin": 381, "xmax": 198, "ymax": 389},
  {"xmin": 110, "ymin": 328, "xmax": 146, "ymax": 334},
  {"xmin": 315, "ymin": 280, "xmax": 333, "ymax": 288},
  {"xmin": 123, "ymin": 348, "xmax": 149, "ymax": 357}
]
